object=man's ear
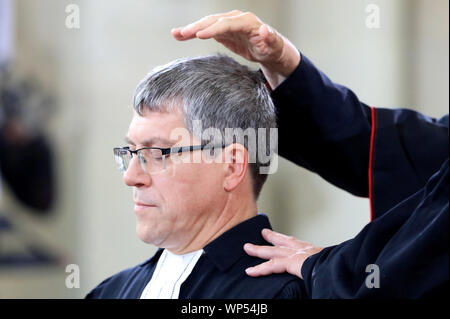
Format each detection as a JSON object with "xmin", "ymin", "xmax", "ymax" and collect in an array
[{"xmin": 223, "ymin": 143, "xmax": 249, "ymax": 192}]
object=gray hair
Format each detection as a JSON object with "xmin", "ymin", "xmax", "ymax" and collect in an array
[{"xmin": 133, "ymin": 54, "xmax": 276, "ymax": 199}]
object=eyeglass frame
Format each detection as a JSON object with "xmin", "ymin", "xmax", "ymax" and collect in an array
[{"xmin": 113, "ymin": 143, "xmax": 227, "ymax": 173}]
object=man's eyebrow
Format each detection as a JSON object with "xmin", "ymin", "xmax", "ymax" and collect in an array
[
  {"xmin": 124, "ymin": 136, "xmax": 135, "ymax": 146},
  {"xmin": 124, "ymin": 136, "xmax": 174, "ymax": 147}
]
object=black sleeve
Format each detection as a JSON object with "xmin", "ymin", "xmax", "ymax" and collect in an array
[
  {"xmin": 300, "ymin": 159, "xmax": 449, "ymax": 298},
  {"xmin": 271, "ymin": 52, "xmax": 372, "ymax": 197},
  {"xmin": 0, "ymin": 132, "xmax": 54, "ymax": 212},
  {"xmin": 271, "ymin": 52, "xmax": 449, "ymax": 298},
  {"xmin": 370, "ymin": 109, "xmax": 448, "ymax": 218},
  {"xmin": 271, "ymin": 52, "xmax": 449, "ymax": 218}
]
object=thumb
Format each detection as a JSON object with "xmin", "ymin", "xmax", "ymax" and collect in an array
[{"xmin": 259, "ymin": 24, "xmax": 279, "ymax": 47}]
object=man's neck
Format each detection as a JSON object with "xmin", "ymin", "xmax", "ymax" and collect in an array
[{"xmin": 168, "ymin": 194, "xmax": 257, "ymax": 255}]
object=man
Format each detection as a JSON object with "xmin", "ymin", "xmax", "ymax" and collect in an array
[
  {"xmin": 86, "ymin": 54, "xmax": 306, "ymax": 298},
  {"xmin": 172, "ymin": 10, "xmax": 449, "ymax": 298}
]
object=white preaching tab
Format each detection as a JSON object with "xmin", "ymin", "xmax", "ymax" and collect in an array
[{"xmin": 140, "ymin": 249, "xmax": 204, "ymax": 299}]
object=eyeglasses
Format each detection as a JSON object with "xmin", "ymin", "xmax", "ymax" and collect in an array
[{"xmin": 113, "ymin": 143, "xmax": 226, "ymax": 174}]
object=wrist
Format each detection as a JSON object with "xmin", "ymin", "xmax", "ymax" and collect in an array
[{"xmin": 260, "ymin": 39, "xmax": 300, "ymax": 89}]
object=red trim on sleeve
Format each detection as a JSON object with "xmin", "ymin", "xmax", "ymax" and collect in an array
[
  {"xmin": 265, "ymin": 81, "xmax": 273, "ymax": 93},
  {"xmin": 368, "ymin": 106, "xmax": 376, "ymax": 221}
]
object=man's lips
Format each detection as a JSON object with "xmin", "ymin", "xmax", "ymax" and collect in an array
[{"xmin": 134, "ymin": 202, "xmax": 157, "ymax": 212}]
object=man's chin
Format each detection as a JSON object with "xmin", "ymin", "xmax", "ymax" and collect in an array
[
  {"xmin": 136, "ymin": 232, "xmax": 156, "ymax": 245},
  {"xmin": 136, "ymin": 224, "xmax": 163, "ymax": 246}
]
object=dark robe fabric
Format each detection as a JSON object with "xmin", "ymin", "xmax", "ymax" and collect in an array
[{"xmin": 270, "ymin": 52, "xmax": 448, "ymax": 298}]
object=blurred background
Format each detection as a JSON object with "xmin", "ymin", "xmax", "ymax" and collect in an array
[{"xmin": 0, "ymin": 0, "xmax": 447, "ymax": 298}]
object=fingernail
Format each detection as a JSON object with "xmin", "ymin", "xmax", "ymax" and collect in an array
[{"xmin": 245, "ymin": 267, "xmax": 254, "ymax": 274}]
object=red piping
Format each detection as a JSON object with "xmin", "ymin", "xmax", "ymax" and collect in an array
[{"xmin": 368, "ymin": 106, "xmax": 376, "ymax": 221}]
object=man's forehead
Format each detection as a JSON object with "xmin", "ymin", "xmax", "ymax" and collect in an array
[
  {"xmin": 130, "ymin": 108, "xmax": 184, "ymax": 124},
  {"xmin": 126, "ymin": 109, "xmax": 193, "ymax": 147}
]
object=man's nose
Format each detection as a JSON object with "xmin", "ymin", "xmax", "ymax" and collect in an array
[{"xmin": 123, "ymin": 155, "xmax": 151, "ymax": 187}]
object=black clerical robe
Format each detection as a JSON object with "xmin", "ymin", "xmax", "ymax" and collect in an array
[
  {"xmin": 271, "ymin": 52, "xmax": 448, "ymax": 298},
  {"xmin": 86, "ymin": 215, "xmax": 306, "ymax": 299}
]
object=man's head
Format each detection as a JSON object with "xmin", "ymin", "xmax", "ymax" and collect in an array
[{"xmin": 123, "ymin": 54, "xmax": 276, "ymax": 253}]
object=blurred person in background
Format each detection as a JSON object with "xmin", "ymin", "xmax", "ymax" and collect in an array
[
  {"xmin": 0, "ymin": 67, "xmax": 55, "ymax": 266},
  {"xmin": 0, "ymin": 102, "xmax": 54, "ymax": 212},
  {"xmin": 0, "ymin": 0, "xmax": 55, "ymax": 267}
]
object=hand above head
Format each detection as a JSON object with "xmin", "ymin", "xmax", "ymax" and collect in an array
[
  {"xmin": 243, "ymin": 228, "xmax": 323, "ymax": 279},
  {"xmin": 171, "ymin": 10, "xmax": 300, "ymax": 89}
]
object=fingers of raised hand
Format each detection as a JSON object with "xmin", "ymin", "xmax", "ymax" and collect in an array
[
  {"xmin": 194, "ymin": 12, "xmax": 262, "ymax": 39},
  {"xmin": 171, "ymin": 10, "xmax": 243, "ymax": 40}
]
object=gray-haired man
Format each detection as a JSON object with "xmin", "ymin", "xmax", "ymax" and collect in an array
[{"xmin": 86, "ymin": 54, "xmax": 305, "ymax": 299}]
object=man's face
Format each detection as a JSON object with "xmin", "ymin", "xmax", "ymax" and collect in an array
[{"xmin": 123, "ymin": 108, "xmax": 227, "ymax": 251}]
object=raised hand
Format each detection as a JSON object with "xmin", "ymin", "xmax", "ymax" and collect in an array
[{"xmin": 171, "ymin": 10, "xmax": 300, "ymax": 88}]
